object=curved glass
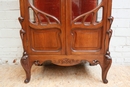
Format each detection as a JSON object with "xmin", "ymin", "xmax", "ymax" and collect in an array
[
  {"xmin": 29, "ymin": 0, "xmax": 61, "ymax": 24},
  {"xmin": 72, "ymin": 0, "xmax": 102, "ymax": 23}
]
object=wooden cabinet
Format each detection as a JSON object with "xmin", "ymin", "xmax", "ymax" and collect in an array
[{"xmin": 19, "ymin": 0, "xmax": 113, "ymax": 83}]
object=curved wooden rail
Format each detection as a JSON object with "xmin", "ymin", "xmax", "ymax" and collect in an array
[
  {"xmin": 28, "ymin": 0, "xmax": 60, "ymax": 24},
  {"xmin": 72, "ymin": 2, "xmax": 103, "ymax": 25}
]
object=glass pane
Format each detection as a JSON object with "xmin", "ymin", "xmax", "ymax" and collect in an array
[
  {"xmin": 29, "ymin": 0, "xmax": 61, "ymax": 24},
  {"xmin": 72, "ymin": 0, "xmax": 102, "ymax": 23},
  {"xmin": 29, "ymin": 8, "xmax": 35, "ymax": 23},
  {"xmin": 96, "ymin": 7, "xmax": 103, "ymax": 22}
]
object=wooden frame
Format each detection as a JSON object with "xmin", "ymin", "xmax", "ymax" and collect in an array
[{"xmin": 19, "ymin": 0, "xmax": 113, "ymax": 83}]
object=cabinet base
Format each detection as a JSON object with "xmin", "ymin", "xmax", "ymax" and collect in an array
[{"xmin": 21, "ymin": 54, "xmax": 112, "ymax": 83}]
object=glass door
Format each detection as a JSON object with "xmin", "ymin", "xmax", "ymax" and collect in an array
[
  {"xmin": 27, "ymin": 0, "xmax": 65, "ymax": 54},
  {"xmin": 66, "ymin": 0, "xmax": 105, "ymax": 54}
]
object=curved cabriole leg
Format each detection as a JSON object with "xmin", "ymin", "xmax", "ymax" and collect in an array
[
  {"xmin": 21, "ymin": 52, "xmax": 33, "ymax": 83},
  {"xmin": 100, "ymin": 53, "xmax": 112, "ymax": 83}
]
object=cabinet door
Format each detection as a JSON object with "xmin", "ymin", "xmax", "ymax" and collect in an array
[
  {"xmin": 66, "ymin": 0, "xmax": 107, "ymax": 54},
  {"xmin": 27, "ymin": 0, "xmax": 65, "ymax": 54}
]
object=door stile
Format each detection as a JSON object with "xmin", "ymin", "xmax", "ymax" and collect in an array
[
  {"xmin": 65, "ymin": 0, "xmax": 72, "ymax": 55},
  {"xmin": 22, "ymin": 0, "xmax": 31, "ymax": 54},
  {"xmin": 105, "ymin": 0, "xmax": 113, "ymax": 54},
  {"xmin": 60, "ymin": 0, "xmax": 66, "ymax": 54}
]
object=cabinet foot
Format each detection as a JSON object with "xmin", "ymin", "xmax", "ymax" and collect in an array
[
  {"xmin": 21, "ymin": 52, "xmax": 33, "ymax": 83},
  {"xmin": 24, "ymin": 79, "xmax": 30, "ymax": 83},
  {"xmin": 103, "ymin": 79, "xmax": 108, "ymax": 84},
  {"xmin": 100, "ymin": 54, "xmax": 112, "ymax": 84}
]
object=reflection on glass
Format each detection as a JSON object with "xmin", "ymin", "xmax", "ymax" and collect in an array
[
  {"xmin": 29, "ymin": 8, "xmax": 35, "ymax": 23},
  {"xmin": 97, "ymin": 7, "xmax": 103, "ymax": 22},
  {"xmin": 29, "ymin": 0, "xmax": 61, "ymax": 24},
  {"xmin": 72, "ymin": 0, "xmax": 102, "ymax": 23}
]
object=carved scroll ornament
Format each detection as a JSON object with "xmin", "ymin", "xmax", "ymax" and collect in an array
[{"xmin": 105, "ymin": 16, "xmax": 114, "ymax": 59}]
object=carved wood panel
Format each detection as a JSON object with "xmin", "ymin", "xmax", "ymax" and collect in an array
[
  {"xmin": 66, "ymin": 0, "xmax": 106, "ymax": 54},
  {"xmin": 26, "ymin": 0, "xmax": 65, "ymax": 54},
  {"xmin": 30, "ymin": 28, "xmax": 62, "ymax": 52},
  {"xmin": 71, "ymin": 28, "xmax": 102, "ymax": 51}
]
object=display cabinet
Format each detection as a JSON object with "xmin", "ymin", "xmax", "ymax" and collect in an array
[{"xmin": 19, "ymin": 0, "xmax": 113, "ymax": 83}]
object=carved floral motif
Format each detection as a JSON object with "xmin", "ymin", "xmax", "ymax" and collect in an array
[{"xmin": 53, "ymin": 58, "xmax": 81, "ymax": 65}]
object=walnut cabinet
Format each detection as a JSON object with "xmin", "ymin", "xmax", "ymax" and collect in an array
[{"xmin": 19, "ymin": 0, "xmax": 113, "ymax": 83}]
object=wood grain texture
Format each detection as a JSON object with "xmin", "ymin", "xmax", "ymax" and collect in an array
[{"xmin": 19, "ymin": 0, "xmax": 113, "ymax": 83}]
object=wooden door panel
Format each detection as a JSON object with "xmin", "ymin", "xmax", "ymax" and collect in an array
[
  {"xmin": 66, "ymin": 0, "xmax": 105, "ymax": 54},
  {"xmin": 27, "ymin": 0, "xmax": 65, "ymax": 54},
  {"xmin": 71, "ymin": 28, "xmax": 102, "ymax": 51},
  {"xmin": 30, "ymin": 28, "xmax": 61, "ymax": 52}
]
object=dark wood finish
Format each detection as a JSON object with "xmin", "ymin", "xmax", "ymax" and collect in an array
[{"xmin": 19, "ymin": 0, "xmax": 113, "ymax": 83}]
